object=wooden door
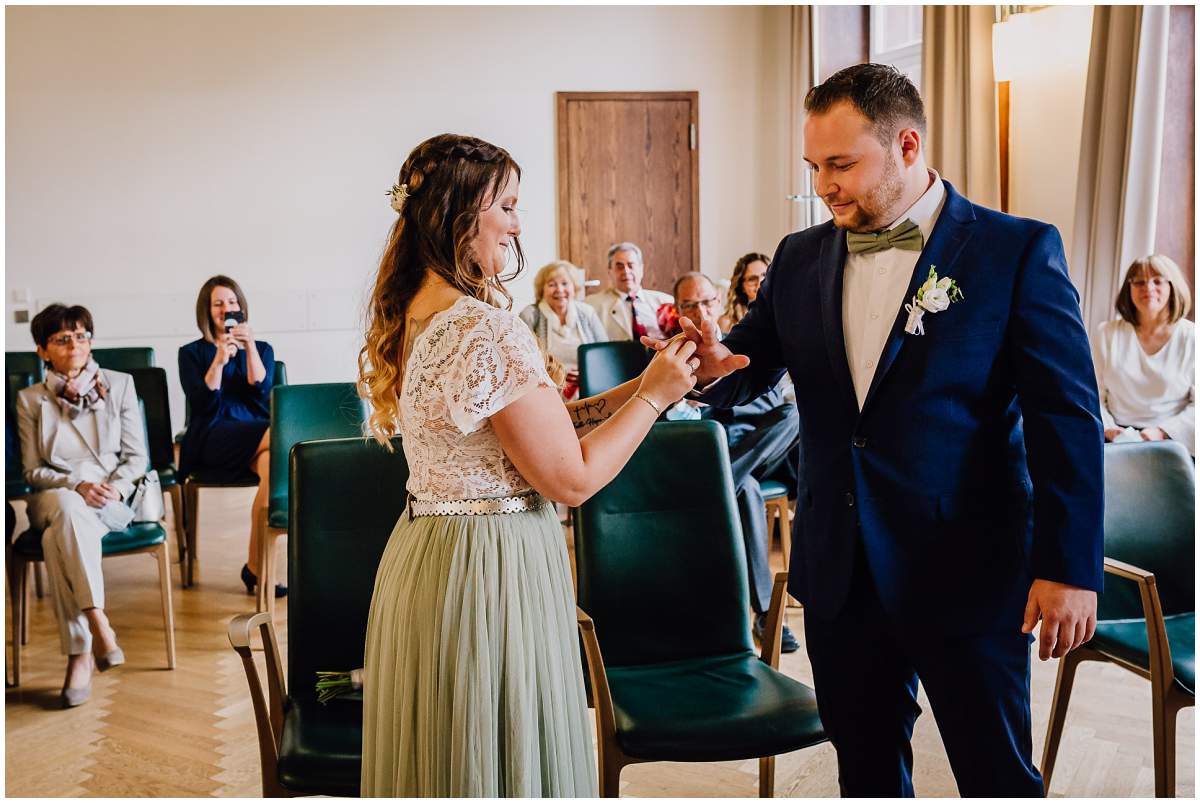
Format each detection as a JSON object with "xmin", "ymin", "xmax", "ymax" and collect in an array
[{"xmin": 556, "ymin": 91, "xmax": 699, "ymax": 296}]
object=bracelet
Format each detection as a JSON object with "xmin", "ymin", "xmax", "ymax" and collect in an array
[{"xmin": 632, "ymin": 392, "xmax": 662, "ymax": 415}]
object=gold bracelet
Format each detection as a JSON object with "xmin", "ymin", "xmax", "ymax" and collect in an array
[{"xmin": 632, "ymin": 392, "xmax": 662, "ymax": 415}]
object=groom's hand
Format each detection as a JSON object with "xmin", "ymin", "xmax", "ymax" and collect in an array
[
  {"xmin": 641, "ymin": 317, "xmax": 749, "ymax": 387},
  {"xmin": 1022, "ymin": 578, "xmax": 1097, "ymax": 661}
]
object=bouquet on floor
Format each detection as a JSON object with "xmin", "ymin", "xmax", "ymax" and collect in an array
[{"xmin": 315, "ymin": 668, "xmax": 364, "ymax": 704}]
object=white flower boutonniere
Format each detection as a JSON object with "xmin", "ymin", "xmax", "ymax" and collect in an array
[{"xmin": 904, "ymin": 266, "xmax": 964, "ymax": 336}]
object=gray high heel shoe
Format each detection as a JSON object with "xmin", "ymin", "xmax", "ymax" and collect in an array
[
  {"xmin": 96, "ymin": 647, "xmax": 125, "ymax": 672},
  {"xmin": 61, "ymin": 685, "xmax": 91, "ymax": 708}
]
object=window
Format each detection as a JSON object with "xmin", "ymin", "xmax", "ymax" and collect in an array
[{"xmin": 869, "ymin": 5, "xmax": 923, "ymax": 92}]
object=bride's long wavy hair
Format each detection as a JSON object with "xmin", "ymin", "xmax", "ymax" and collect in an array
[{"xmin": 359, "ymin": 134, "xmax": 525, "ymax": 445}]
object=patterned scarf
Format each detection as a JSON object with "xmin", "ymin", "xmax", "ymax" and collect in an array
[{"xmin": 45, "ymin": 358, "xmax": 108, "ymax": 420}]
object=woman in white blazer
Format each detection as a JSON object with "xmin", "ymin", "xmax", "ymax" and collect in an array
[
  {"xmin": 1093, "ymin": 254, "xmax": 1194, "ymax": 455},
  {"xmin": 16, "ymin": 304, "xmax": 149, "ymax": 707}
]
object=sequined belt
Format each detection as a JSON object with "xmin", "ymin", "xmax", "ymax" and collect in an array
[{"xmin": 408, "ymin": 492, "xmax": 544, "ymax": 518}]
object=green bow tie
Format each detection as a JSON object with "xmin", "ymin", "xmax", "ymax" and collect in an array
[{"xmin": 845, "ymin": 219, "xmax": 924, "ymax": 255}]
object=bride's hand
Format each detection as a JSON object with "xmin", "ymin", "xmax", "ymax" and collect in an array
[{"xmin": 638, "ymin": 335, "xmax": 698, "ymax": 408}]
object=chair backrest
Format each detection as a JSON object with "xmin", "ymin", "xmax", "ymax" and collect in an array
[
  {"xmin": 288, "ymin": 436, "xmax": 408, "ymax": 707},
  {"xmin": 1099, "ymin": 440, "xmax": 1195, "ymax": 620},
  {"xmin": 577, "ymin": 341, "xmax": 650, "ymax": 397},
  {"xmin": 573, "ymin": 420, "xmax": 752, "ymax": 667},
  {"xmin": 268, "ymin": 383, "xmax": 367, "ymax": 506},
  {"xmin": 5, "ymin": 352, "xmax": 44, "ymax": 383},
  {"xmin": 124, "ymin": 367, "xmax": 175, "ymax": 473},
  {"xmin": 6, "ymin": 371, "xmax": 35, "ymax": 499},
  {"xmin": 273, "ymin": 360, "xmax": 288, "ymax": 387},
  {"xmin": 92, "ymin": 347, "xmax": 155, "ymax": 371}
]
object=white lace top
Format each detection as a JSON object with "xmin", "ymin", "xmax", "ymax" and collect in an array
[{"xmin": 399, "ymin": 295, "xmax": 555, "ymax": 501}]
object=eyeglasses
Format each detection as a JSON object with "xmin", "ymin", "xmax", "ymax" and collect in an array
[
  {"xmin": 1130, "ymin": 277, "xmax": 1167, "ymax": 288},
  {"xmin": 47, "ymin": 332, "xmax": 93, "ymax": 347},
  {"xmin": 677, "ymin": 298, "xmax": 722, "ymax": 313}
]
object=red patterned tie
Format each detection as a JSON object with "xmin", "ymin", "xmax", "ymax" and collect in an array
[{"xmin": 628, "ymin": 294, "xmax": 648, "ymax": 339}]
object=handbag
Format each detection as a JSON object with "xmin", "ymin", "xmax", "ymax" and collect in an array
[{"xmin": 128, "ymin": 470, "xmax": 165, "ymax": 523}]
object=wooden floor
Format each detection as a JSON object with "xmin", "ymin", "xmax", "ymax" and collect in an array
[{"xmin": 5, "ymin": 488, "xmax": 1194, "ymax": 797}]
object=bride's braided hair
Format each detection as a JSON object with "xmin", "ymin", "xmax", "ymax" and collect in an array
[{"xmin": 360, "ymin": 134, "xmax": 525, "ymax": 445}]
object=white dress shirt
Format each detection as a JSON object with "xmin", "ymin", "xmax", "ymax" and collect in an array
[
  {"xmin": 842, "ymin": 170, "xmax": 947, "ymax": 408},
  {"xmin": 1092, "ymin": 318, "xmax": 1195, "ymax": 455}
]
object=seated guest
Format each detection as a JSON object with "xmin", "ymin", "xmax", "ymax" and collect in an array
[
  {"xmin": 519, "ymin": 260, "xmax": 606, "ymax": 399},
  {"xmin": 178, "ymin": 275, "xmax": 284, "ymax": 596},
  {"xmin": 718, "ymin": 252, "xmax": 771, "ymax": 333},
  {"xmin": 666, "ymin": 273, "xmax": 801, "ymax": 652},
  {"xmin": 585, "ymin": 241, "xmax": 673, "ymax": 342},
  {"xmin": 16, "ymin": 304, "xmax": 149, "ymax": 707},
  {"xmin": 1093, "ymin": 254, "xmax": 1194, "ymax": 455}
]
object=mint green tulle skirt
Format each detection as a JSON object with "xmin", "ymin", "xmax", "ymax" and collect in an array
[{"xmin": 360, "ymin": 501, "xmax": 596, "ymax": 797}]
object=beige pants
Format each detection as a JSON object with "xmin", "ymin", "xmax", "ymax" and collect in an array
[{"xmin": 26, "ymin": 488, "xmax": 108, "ymax": 655}]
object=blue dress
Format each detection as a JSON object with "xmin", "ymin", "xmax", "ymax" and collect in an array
[{"xmin": 178, "ymin": 338, "xmax": 275, "ymax": 480}]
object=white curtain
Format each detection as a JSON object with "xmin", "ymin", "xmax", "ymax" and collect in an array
[
  {"xmin": 920, "ymin": 5, "xmax": 1001, "ymax": 209},
  {"xmin": 1072, "ymin": 4, "xmax": 1170, "ymax": 337}
]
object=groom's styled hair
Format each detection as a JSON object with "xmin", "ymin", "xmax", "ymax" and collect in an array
[{"xmin": 805, "ymin": 63, "xmax": 926, "ymax": 146}]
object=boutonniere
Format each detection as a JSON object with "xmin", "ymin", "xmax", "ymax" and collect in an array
[{"xmin": 904, "ymin": 266, "xmax": 964, "ymax": 336}]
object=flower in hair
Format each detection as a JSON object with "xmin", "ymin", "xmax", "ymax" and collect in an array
[{"xmin": 387, "ymin": 182, "xmax": 410, "ymax": 213}]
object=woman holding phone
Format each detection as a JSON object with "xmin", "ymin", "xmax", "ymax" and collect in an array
[{"xmin": 177, "ymin": 275, "xmax": 282, "ymax": 596}]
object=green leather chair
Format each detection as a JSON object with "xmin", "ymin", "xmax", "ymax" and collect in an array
[
  {"xmin": 573, "ymin": 420, "xmax": 826, "ymax": 796},
  {"xmin": 8, "ymin": 400, "xmax": 176, "ymax": 687},
  {"xmin": 6, "ymin": 370, "xmax": 35, "ymax": 500},
  {"xmin": 124, "ymin": 367, "xmax": 186, "ymax": 584},
  {"xmin": 229, "ymin": 435, "xmax": 408, "ymax": 797},
  {"xmin": 255, "ymin": 382, "xmax": 368, "ymax": 614},
  {"xmin": 5, "ymin": 352, "xmax": 44, "ymax": 383},
  {"xmin": 181, "ymin": 360, "xmax": 287, "ymax": 588},
  {"xmin": 1041, "ymin": 441, "xmax": 1195, "ymax": 797},
  {"xmin": 92, "ymin": 346, "xmax": 155, "ymax": 371},
  {"xmin": 577, "ymin": 341, "xmax": 650, "ymax": 397}
]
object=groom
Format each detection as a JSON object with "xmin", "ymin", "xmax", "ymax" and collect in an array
[{"xmin": 650, "ymin": 64, "xmax": 1103, "ymax": 796}]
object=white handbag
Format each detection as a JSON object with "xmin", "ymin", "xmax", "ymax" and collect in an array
[{"xmin": 129, "ymin": 470, "xmax": 165, "ymax": 523}]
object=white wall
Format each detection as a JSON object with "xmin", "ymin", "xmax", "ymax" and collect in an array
[
  {"xmin": 1007, "ymin": 5, "xmax": 1096, "ymax": 256},
  {"xmin": 7, "ymin": 5, "xmax": 792, "ymax": 424}
]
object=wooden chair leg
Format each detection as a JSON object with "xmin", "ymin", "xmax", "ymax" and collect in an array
[
  {"xmin": 155, "ymin": 543, "xmax": 177, "ymax": 670},
  {"xmin": 21, "ymin": 563, "xmax": 31, "ymax": 644},
  {"xmin": 11, "ymin": 557, "xmax": 26, "ymax": 687},
  {"xmin": 33, "ymin": 562, "xmax": 45, "ymax": 599},
  {"xmin": 184, "ymin": 482, "xmax": 198, "ymax": 588},
  {"xmin": 599, "ymin": 756, "xmax": 623, "ymax": 798},
  {"xmin": 168, "ymin": 484, "xmax": 186, "ymax": 570},
  {"xmin": 1151, "ymin": 674, "xmax": 1179, "ymax": 797},
  {"xmin": 759, "ymin": 754, "xmax": 775, "ymax": 797},
  {"xmin": 1040, "ymin": 647, "xmax": 1084, "ymax": 793}
]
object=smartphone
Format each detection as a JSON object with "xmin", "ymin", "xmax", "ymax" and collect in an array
[{"xmin": 223, "ymin": 310, "xmax": 246, "ymax": 349}]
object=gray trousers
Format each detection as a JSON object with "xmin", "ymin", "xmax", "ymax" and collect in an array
[{"xmin": 26, "ymin": 488, "xmax": 108, "ymax": 655}]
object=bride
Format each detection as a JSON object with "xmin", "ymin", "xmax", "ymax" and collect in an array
[{"xmin": 357, "ymin": 133, "xmax": 700, "ymax": 796}]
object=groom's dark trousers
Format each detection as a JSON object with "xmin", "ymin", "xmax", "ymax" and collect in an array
[{"xmin": 699, "ymin": 181, "xmax": 1104, "ymax": 796}]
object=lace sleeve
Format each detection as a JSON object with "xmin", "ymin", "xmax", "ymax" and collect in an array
[{"xmin": 443, "ymin": 308, "xmax": 555, "ymax": 435}]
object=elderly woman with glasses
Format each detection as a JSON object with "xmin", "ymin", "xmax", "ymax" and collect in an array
[
  {"xmin": 15, "ymin": 303, "xmax": 150, "ymax": 707},
  {"xmin": 518, "ymin": 260, "xmax": 607, "ymax": 399}
]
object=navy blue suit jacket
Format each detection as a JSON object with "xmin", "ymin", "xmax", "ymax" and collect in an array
[{"xmin": 703, "ymin": 181, "xmax": 1104, "ymax": 634}]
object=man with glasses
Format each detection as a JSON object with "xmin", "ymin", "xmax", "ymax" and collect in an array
[{"xmin": 667, "ymin": 272, "xmax": 801, "ymax": 652}]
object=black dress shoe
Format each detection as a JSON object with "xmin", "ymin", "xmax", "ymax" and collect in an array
[
  {"xmin": 753, "ymin": 612, "xmax": 800, "ymax": 654},
  {"xmin": 241, "ymin": 563, "xmax": 288, "ymax": 598}
]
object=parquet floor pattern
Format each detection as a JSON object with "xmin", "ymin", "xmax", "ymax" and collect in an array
[{"xmin": 5, "ymin": 488, "xmax": 1194, "ymax": 797}]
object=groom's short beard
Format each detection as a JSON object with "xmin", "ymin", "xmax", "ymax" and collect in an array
[{"xmin": 835, "ymin": 154, "xmax": 906, "ymax": 233}]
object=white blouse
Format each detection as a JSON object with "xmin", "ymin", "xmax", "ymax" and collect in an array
[
  {"xmin": 539, "ymin": 300, "xmax": 585, "ymax": 372},
  {"xmin": 399, "ymin": 296, "xmax": 555, "ymax": 501},
  {"xmin": 1092, "ymin": 318, "xmax": 1194, "ymax": 455}
]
